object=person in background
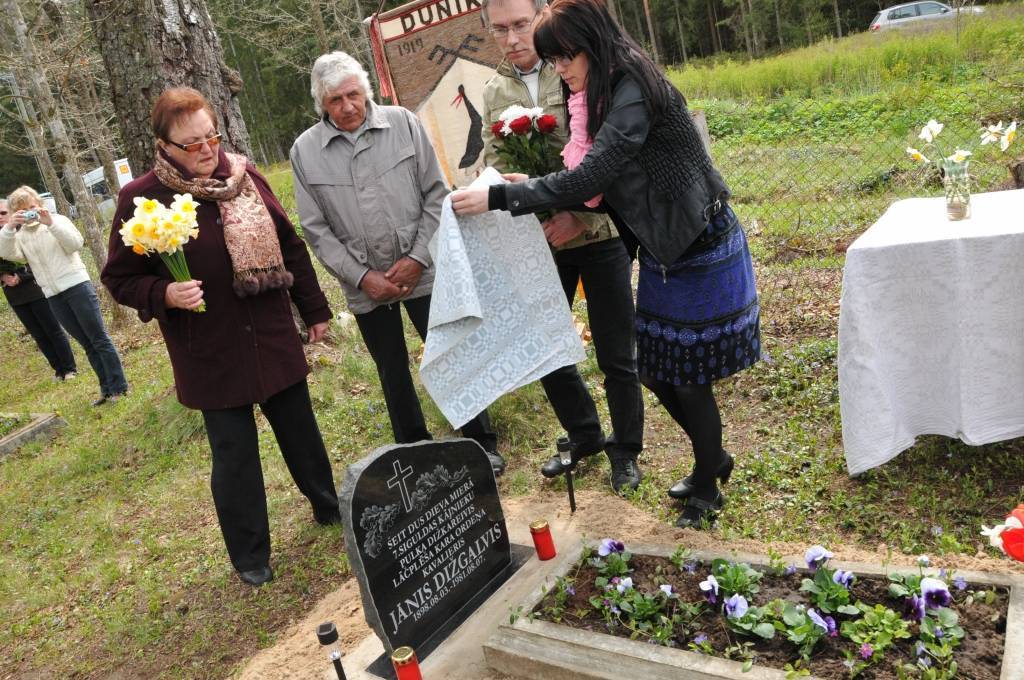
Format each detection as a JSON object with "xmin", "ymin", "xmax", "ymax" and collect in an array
[
  {"xmin": 478, "ymin": 0, "xmax": 644, "ymax": 493},
  {"xmin": 0, "ymin": 199, "xmax": 77, "ymax": 381},
  {"xmin": 0, "ymin": 187, "xmax": 127, "ymax": 404},
  {"xmin": 102, "ymin": 87, "xmax": 340, "ymax": 586},
  {"xmin": 290, "ymin": 52, "xmax": 504, "ymax": 476},
  {"xmin": 452, "ymin": 0, "xmax": 761, "ymax": 529}
]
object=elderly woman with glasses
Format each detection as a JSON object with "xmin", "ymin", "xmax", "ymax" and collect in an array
[{"xmin": 101, "ymin": 87, "xmax": 340, "ymax": 586}]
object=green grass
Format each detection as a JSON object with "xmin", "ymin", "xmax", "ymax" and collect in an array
[
  {"xmin": 4, "ymin": 14, "xmax": 1024, "ymax": 674},
  {"xmin": 669, "ymin": 3, "xmax": 1024, "ymax": 100}
]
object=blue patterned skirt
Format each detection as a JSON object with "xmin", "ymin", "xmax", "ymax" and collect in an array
[{"xmin": 636, "ymin": 205, "xmax": 760, "ymax": 386}]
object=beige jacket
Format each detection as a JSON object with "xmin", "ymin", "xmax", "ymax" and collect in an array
[
  {"xmin": 480, "ymin": 59, "xmax": 618, "ymax": 251},
  {"xmin": 291, "ymin": 102, "xmax": 446, "ymax": 314},
  {"xmin": 0, "ymin": 214, "xmax": 90, "ymax": 297}
]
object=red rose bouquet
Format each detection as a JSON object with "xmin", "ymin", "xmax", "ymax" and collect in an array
[{"xmin": 489, "ymin": 105, "xmax": 563, "ymax": 177}]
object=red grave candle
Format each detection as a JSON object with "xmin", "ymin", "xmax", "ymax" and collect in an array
[
  {"xmin": 530, "ymin": 520, "xmax": 557, "ymax": 560},
  {"xmin": 391, "ymin": 646, "xmax": 423, "ymax": 680}
]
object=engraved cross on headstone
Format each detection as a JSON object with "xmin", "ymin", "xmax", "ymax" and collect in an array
[{"xmin": 387, "ymin": 459, "xmax": 415, "ymax": 512}]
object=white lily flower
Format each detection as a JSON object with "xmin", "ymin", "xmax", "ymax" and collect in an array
[
  {"xmin": 980, "ymin": 121, "xmax": 1004, "ymax": 145},
  {"xmin": 1001, "ymin": 121, "xmax": 1017, "ymax": 152},
  {"xmin": 919, "ymin": 119, "xmax": 944, "ymax": 143},
  {"xmin": 981, "ymin": 524, "xmax": 1007, "ymax": 550},
  {"xmin": 906, "ymin": 146, "xmax": 929, "ymax": 163},
  {"xmin": 946, "ymin": 149, "xmax": 972, "ymax": 164}
]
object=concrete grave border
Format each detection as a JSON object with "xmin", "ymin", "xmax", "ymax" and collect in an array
[
  {"xmin": 484, "ymin": 542, "xmax": 1024, "ymax": 680},
  {"xmin": 0, "ymin": 412, "xmax": 66, "ymax": 457}
]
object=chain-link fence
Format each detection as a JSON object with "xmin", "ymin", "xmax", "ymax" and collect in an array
[{"xmin": 691, "ymin": 79, "xmax": 1024, "ymax": 344}]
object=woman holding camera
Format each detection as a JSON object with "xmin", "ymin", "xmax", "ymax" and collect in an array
[{"xmin": 0, "ymin": 186, "xmax": 127, "ymax": 404}]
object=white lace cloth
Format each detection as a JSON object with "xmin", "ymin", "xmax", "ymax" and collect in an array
[
  {"xmin": 420, "ymin": 168, "xmax": 585, "ymax": 428},
  {"xmin": 839, "ymin": 189, "xmax": 1024, "ymax": 475}
]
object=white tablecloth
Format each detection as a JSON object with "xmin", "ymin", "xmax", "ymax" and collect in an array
[
  {"xmin": 839, "ymin": 189, "xmax": 1024, "ymax": 475},
  {"xmin": 419, "ymin": 168, "xmax": 585, "ymax": 428}
]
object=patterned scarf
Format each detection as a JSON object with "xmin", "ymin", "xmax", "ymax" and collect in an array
[{"xmin": 153, "ymin": 151, "xmax": 293, "ymax": 297}]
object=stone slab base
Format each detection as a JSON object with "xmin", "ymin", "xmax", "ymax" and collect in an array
[{"xmin": 0, "ymin": 413, "xmax": 66, "ymax": 457}]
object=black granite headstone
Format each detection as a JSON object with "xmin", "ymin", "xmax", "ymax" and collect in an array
[{"xmin": 340, "ymin": 439, "xmax": 519, "ymax": 669}]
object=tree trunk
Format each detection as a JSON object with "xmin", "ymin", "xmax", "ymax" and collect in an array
[
  {"xmin": 774, "ymin": 0, "xmax": 785, "ymax": 48},
  {"xmin": 675, "ymin": 3, "xmax": 689, "ymax": 65},
  {"xmin": 832, "ymin": 0, "xmax": 843, "ymax": 37},
  {"xmin": 747, "ymin": 0, "xmax": 762, "ymax": 56},
  {"xmin": 0, "ymin": 0, "xmax": 130, "ymax": 327},
  {"xmin": 606, "ymin": 0, "xmax": 620, "ymax": 23},
  {"xmin": 641, "ymin": 0, "xmax": 661, "ymax": 66},
  {"xmin": 738, "ymin": 1, "xmax": 753, "ymax": 58},
  {"xmin": 804, "ymin": 9, "xmax": 814, "ymax": 44},
  {"xmin": 83, "ymin": 0, "xmax": 252, "ymax": 175},
  {"xmin": 309, "ymin": 0, "xmax": 331, "ymax": 54},
  {"xmin": 4, "ymin": 72, "xmax": 71, "ymax": 214},
  {"xmin": 709, "ymin": 0, "xmax": 723, "ymax": 53}
]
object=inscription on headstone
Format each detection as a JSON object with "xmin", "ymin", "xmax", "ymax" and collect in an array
[{"xmin": 340, "ymin": 439, "xmax": 512, "ymax": 659}]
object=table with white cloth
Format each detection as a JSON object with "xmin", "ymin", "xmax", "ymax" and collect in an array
[{"xmin": 839, "ymin": 189, "xmax": 1024, "ymax": 475}]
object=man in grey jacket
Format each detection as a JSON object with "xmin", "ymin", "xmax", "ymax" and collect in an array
[{"xmin": 291, "ymin": 51, "xmax": 502, "ymax": 474}]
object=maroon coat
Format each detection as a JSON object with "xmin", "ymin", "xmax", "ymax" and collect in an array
[{"xmin": 101, "ymin": 150, "xmax": 332, "ymax": 410}]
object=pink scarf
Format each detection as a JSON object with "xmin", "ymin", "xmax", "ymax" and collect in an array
[{"xmin": 561, "ymin": 90, "xmax": 603, "ymax": 208}]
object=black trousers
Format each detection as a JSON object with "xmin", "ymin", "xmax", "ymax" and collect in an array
[
  {"xmin": 201, "ymin": 379, "xmax": 339, "ymax": 572},
  {"xmin": 541, "ymin": 238, "xmax": 644, "ymax": 457},
  {"xmin": 354, "ymin": 294, "xmax": 497, "ymax": 452},
  {"xmin": 11, "ymin": 297, "xmax": 76, "ymax": 377}
]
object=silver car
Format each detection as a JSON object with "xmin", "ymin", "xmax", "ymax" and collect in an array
[{"xmin": 869, "ymin": 1, "xmax": 984, "ymax": 31}]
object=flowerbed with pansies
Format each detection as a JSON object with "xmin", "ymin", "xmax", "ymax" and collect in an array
[{"xmin": 529, "ymin": 540, "xmax": 1010, "ymax": 679}]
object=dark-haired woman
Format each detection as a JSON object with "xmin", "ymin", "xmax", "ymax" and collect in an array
[{"xmin": 452, "ymin": 0, "xmax": 760, "ymax": 529}]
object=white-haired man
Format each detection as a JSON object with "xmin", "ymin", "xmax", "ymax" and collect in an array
[
  {"xmin": 291, "ymin": 52, "xmax": 503, "ymax": 474},
  {"xmin": 479, "ymin": 0, "xmax": 644, "ymax": 492}
]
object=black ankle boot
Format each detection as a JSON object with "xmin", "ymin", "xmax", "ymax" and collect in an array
[
  {"xmin": 667, "ymin": 450, "xmax": 734, "ymax": 499},
  {"xmin": 608, "ymin": 452, "xmax": 642, "ymax": 494}
]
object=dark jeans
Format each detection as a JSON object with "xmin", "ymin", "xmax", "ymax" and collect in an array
[
  {"xmin": 12, "ymin": 297, "xmax": 77, "ymax": 377},
  {"xmin": 201, "ymin": 379, "xmax": 339, "ymax": 572},
  {"xmin": 47, "ymin": 282, "xmax": 128, "ymax": 396},
  {"xmin": 354, "ymin": 294, "xmax": 497, "ymax": 452},
  {"xmin": 548, "ymin": 238, "xmax": 644, "ymax": 457}
]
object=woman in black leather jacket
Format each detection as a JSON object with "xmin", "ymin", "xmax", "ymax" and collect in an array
[{"xmin": 453, "ymin": 0, "xmax": 760, "ymax": 529}]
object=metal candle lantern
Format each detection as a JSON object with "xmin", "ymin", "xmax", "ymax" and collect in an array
[
  {"xmin": 315, "ymin": 621, "xmax": 348, "ymax": 680},
  {"xmin": 556, "ymin": 436, "xmax": 576, "ymax": 513}
]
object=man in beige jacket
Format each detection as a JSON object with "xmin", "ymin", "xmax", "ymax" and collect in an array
[
  {"xmin": 291, "ymin": 51, "xmax": 503, "ymax": 474},
  {"xmin": 479, "ymin": 0, "xmax": 644, "ymax": 492}
]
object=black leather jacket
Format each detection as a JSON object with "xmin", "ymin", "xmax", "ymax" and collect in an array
[{"xmin": 491, "ymin": 72, "xmax": 730, "ymax": 268}]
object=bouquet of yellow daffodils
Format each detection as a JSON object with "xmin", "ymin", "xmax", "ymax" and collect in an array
[{"xmin": 119, "ymin": 193, "xmax": 205, "ymax": 312}]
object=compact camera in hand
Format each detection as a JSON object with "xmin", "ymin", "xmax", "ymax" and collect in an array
[{"xmin": 22, "ymin": 210, "xmax": 38, "ymax": 221}]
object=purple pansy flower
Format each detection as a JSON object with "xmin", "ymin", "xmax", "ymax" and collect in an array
[
  {"xmin": 693, "ymin": 633, "xmax": 708, "ymax": 645},
  {"xmin": 915, "ymin": 641, "xmax": 927, "ymax": 657},
  {"xmin": 659, "ymin": 584, "xmax": 673, "ymax": 596},
  {"xmin": 832, "ymin": 569, "xmax": 854, "ymax": 589},
  {"xmin": 616, "ymin": 577, "xmax": 633, "ymax": 593},
  {"xmin": 724, "ymin": 593, "xmax": 749, "ymax": 619},
  {"xmin": 931, "ymin": 525, "xmax": 943, "ymax": 537},
  {"xmin": 904, "ymin": 593, "xmax": 926, "ymax": 622},
  {"xmin": 565, "ymin": 584, "xmax": 576, "ymax": 596},
  {"xmin": 784, "ymin": 564, "xmax": 798, "ymax": 576},
  {"xmin": 699, "ymin": 574, "xmax": 720, "ymax": 604},
  {"xmin": 807, "ymin": 608, "xmax": 829, "ymax": 632},
  {"xmin": 954, "ymin": 575, "xmax": 968, "ymax": 591},
  {"xmin": 860, "ymin": 643, "xmax": 874, "ymax": 660},
  {"xmin": 825, "ymin": 615, "xmax": 838, "ymax": 637},
  {"xmin": 917, "ymin": 555, "xmax": 931, "ymax": 568},
  {"xmin": 598, "ymin": 538, "xmax": 625, "ymax": 557},
  {"xmin": 921, "ymin": 577, "xmax": 952, "ymax": 609},
  {"xmin": 804, "ymin": 545, "xmax": 833, "ymax": 571},
  {"xmin": 684, "ymin": 560, "xmax": 698, "ymax": 573}
]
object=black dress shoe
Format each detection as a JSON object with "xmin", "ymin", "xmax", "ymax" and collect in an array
[
  {"xmin": 609, "ymin": 456, "xmax": 642, "ymax": 494},
  {"xmin": 668, "ymin": 451, "xmax": 734, "ymax": 499},
  {"xmin": 540, "ymin": 437, "xmax": 606, "ymax": 478},
  {"xmin": 314, "ymin": 508, "xmax": 342, "ymax": 526},
  {"xmin": 675, "ymin": 490, "xmax": 724, "ymax": 530},
  {"xmin": 487, "ymin": 452, "xmax": 506, "ymax": 477},
  {"xmin": 238, "ymin": 566, "xmax": 274, "ymax": 586}
]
